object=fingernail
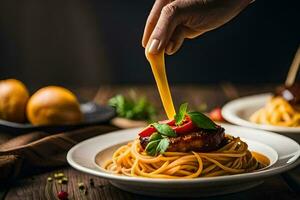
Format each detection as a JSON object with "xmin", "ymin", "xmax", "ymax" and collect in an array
[
  {"xmin": 166, "ymin": 42, "xmax": 174, "ymax": 55},
  {"xmin": 148, "ymin": 39, "xmax": 160, "ymax": 54}
]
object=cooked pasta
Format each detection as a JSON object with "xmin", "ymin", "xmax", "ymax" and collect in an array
[
  {"xmin": 250, "ymin": 97, "xmax": 300, "ymax": 127},
  {"xmin": 103, "ymin": 136, "xmax": 267, "ymax": 178}
]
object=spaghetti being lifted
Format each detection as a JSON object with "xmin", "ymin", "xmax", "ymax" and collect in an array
[{"xmin": 103, "ymin": 103, "xmax": 269, "ymax": 178}]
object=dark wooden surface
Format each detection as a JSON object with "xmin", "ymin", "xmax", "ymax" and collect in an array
[{"xmin": 2, "ymin": 84, "xmax": 300, "ymax": 200}]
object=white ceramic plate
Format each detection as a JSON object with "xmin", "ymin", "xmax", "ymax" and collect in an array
[
  {"xmin": 222, "ymin": 93, "xmax": 300, "ymax": 133},
  {"xmin": 67, "ymin": 124, "xmax": 300, "ymax": 197}
]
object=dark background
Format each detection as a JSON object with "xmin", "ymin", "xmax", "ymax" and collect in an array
[{"xmin": 0, "ymin": 0, "xmax": 299, "ymax": 89}]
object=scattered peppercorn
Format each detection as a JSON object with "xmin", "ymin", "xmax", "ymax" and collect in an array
[
  {"xmin": 78, "ymin": 182, "xmax": 85, "ymax": 190},
  {"xmin": 89, "ymin": 178, "xmax": 94, "ymax": 187},
  {"xmin": 83, "ymin": 188, "xmax": 88, "ymax": 195},
  {"xmin": 57, "ymin": 191, "xmax": 68, "ymax": 200},
  {"xmin": 61, "ymin": 177, "xmax": 68, "ymax": 184}
]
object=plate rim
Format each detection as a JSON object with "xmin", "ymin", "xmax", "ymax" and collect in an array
[
  {"xmin": 67, "ymin": 126, "xmax": 300, "ymax": 184},
  {"xmin": 222, "ymin": 93, "xmax": 300, "ymax": 133}
]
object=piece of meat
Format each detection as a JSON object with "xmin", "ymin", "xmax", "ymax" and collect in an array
[
  {"xmin": 139, "ymin": 126, "xmax": 225, "ymax": 152},
  {"xmin": 275, "ymin": 83, "xmax": 300, "ymax": 106}
]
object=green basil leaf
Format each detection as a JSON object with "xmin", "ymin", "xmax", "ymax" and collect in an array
[
  {"xmin": 145, "ymin": 140, "xmax": 160, "ymax": 156},
  {"xmin": 149, "ymin": 132, "xmax": 163, "ymax": 142},
  {"xmin": 153, "ymin": 123, "xmax": 176, "ymax": 137},
  {"xmin": 174, "ymin": 103, "xmax": 188, "ymax": 125},
  {"xmin": 156, "ymin": 138, "xmax": 169, "ymax": 154},
  {"xmin": 187, "ymin": 111, "xmax": 217, "ymax": 130}
]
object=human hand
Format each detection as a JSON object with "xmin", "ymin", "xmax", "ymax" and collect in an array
[{"xmin": 142, "ymin": 0, "xmax": 252, "ymax": 55}]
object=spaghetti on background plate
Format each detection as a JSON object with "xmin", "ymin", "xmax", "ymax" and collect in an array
[{"xmin": 250, "ymin": 84, "xmax": 300, "ymax": 127}]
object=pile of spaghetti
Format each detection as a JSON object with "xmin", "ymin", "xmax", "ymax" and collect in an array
[
  {"xmin": 250, "ymin": 84, "xmax": 300, "ymax": 127},
  {"xmin": 104, "ymin": 104, "xmax": 267, "ymax": 178},
  {"xmin": 250, "ymin": 97, "xmax": 300, "ymax": 127}
]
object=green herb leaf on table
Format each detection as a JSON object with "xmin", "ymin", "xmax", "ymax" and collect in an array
[
  {"xmin": 108, "ymin": 94, "xmax": 156, "ymax": 122},
  {"xmin": 174, "ymin": 102, "xmax": 188, "ymax": 125},
  {"xmin": 156, "ymin": 138, "xmax": 169, "ymax": 154},
  {"xmin": 152, "ymin": 123, "xmax": 176, "ymax": 137},
  {"xmin": 187, "ymin": 111, "xmax": 217, "ymax": 130}
]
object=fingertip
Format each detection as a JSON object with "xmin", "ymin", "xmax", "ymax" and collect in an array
[
  {"xmin": 165, "ymin": 41, "xmax": 174, "ymax": 55},
  {"xmin": 165, "ymin": 48, "xmax": 178, "ymax": 55},
  {"xmin": 142, "ymin": 31, "xmax": 150, "ymax": 48},
  {"xmin": 142, "ymin": 40, "xmax": 146, "ymax": 48},
  {"xmin": 165, "ymin": 51, "xmax": 174, "ymax": 55},
  {"xmin": 166, "ymin": 39, "xmax": 184, "ymax": 55}
]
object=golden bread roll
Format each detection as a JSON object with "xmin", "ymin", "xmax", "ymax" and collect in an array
[
  {"xmin": 0, "ymin": 79, "xmax": 30, "ymax": 122},
  {"xmin": 27, "ymin": 86, "xmax": 82, "ymax": 126}
]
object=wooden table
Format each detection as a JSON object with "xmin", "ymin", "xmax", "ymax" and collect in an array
[{"xmin": 1, "ymin": 84, "xmax": 300, "ymax": 200}]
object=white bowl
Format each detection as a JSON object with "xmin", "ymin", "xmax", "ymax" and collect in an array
[{"xmin": 67, "ymin": 125, "xmax": 300, "ymax": 197}]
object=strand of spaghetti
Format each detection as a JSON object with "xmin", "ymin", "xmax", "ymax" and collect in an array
[
  {"xmin": 103, "ymin": 159, "xmax": 113, "ymax": 169},
  {"xmin": 232, "ymin": 157, "xmax": 242, "ymax": 169},
  {"xmin": 139, "ymin": 161, "xmax": 148, "ymax": 172},
  {"xmin": 159, "ymin": 156, "xmax": 181, "ymax": 161},
  {"xmin": 202, "ymin": 155, "xmax": 245, "ymax": 173},
  {"xmin": 136, "ymin": 169, "xmax": 183, "ymax": 179},
  {"xmin": 175, "ymin": 170, "xmax": 193, "ymax": 176},
  {"xmin": 139, "ymin": 162, "xmax": 156, "ymax": 172},
  {"xmin": 164, "ymin": 165, "xmax": 181, "ymax": 175},
  {"xmin": 201, "ymin": 164, "xmax": 217, "ymax": 174},
  {"xmin": 121, "ymin": 168, "xmax": 132, "ymax": 176},
  {"xmin": 205, "ymin": 170, "xmax": 228, "ymax": 177},
  {"xmin": 216, "ymin": 139, "xmax": 237, "ymax": 152},
  {"xmin": 164, "ymin": 152, "xmax": 189, "ymax": 156},
  {"xmin": 116, "ymin": 147, "xmax": 131, "ymax": 165},
  {"xmin": 198, "ymin": 152, "xmax": 246, "ymax": 158},
  {"xmin": 163, "ymin": 155, "xmax": 198, "ymax": 170},
  {"xmin": 184, "ymin": 152, "xmax": 203, "ymax": 178},
  {"xmin": 131, "ymin": 158, "xmax": 139, "ymax": 176},
  {"xmin": 180, "ymin": 165, "xmax": 198, "ymax": 171},
  {"xmin": 149, "ymin": 161, "xmax": 170, "ymax": 175},
  {"xmin": 131, "ymin": 141, "xmax": 164, "ymax": 163}
]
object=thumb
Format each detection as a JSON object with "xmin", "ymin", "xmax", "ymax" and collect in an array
[{"xmin": 147, "ymin": 2, "xmax": 181, "ymax": 54}]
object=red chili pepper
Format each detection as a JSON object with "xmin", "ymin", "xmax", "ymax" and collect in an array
[
  {"xmin": 139, "ymin": 117, "xmax": 197, "ymax": 137},
  {"xmin": 171, "ymin": 120, "xmax": 196, "ymax": 134},
  {"xmin": 139, "ymin": 126, "xmax": 156, "ymax": 137},
  {"xmin": 139, "ymin": 119, "xmax": 176, "ymax": 137}
]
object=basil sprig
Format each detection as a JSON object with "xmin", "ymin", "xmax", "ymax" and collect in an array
[
  {"xmin": 152, "ymin": 123, "xmax": 176, "ymax": 137},
  {"xmin": 187, "ymin": 111, "xmax": 217, "ymax": 130},
  {"xmin": 145, "ymin": 103, "xmax": 218, "ymax": 156},
  {"xmin": 145, "ymin": 124, "xmax": 176, "ymax": 156},
  {"xmin": 174, "ymin": 102, "xmax": 188, "ymax": 125},
  {"xmin": 175, "ymin": 103, "xmax": 217, "ymax": 130}
]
